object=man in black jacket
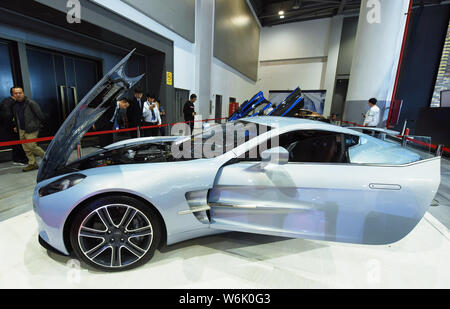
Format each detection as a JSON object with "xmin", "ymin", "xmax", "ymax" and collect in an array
[
  {"xmin": 183, "ymin": 94, "xmax": 197, "ymax": 134},
  {"xmin": 10, "ymin": 87, "xmax": 46, "ymax": 172},
  {"xmin": 0, "ymin": 94, "xmax": 27, "ymax": 165},
  {"xmin": 94, "ymin": 97, "xmax": 130, "ymax": 148},
  {"xmin": 127, "ymin": 87, "xmax": 145, "ymax": 138}
]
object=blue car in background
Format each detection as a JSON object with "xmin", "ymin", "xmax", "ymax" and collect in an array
[
  {"xmin": 230, "ymin": 87, "xmax": 305, "ymax": 121},
  {"xmin": 228, "ymin": 91, "xmax": 272, "ymax": 121},
  {"xmin": 268, "ymin": 87, "xmax": 304, "ymax": 117}
]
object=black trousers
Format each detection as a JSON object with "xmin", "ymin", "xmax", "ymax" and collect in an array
[
  {"xmin": 128, "ymin": 122, "xmax": 141, "ymax": 139},
  {"xmin": 160, "ymin": 125, "xmax": 166, "ymax": 136},
  {"xmin": 185, "ymin": 119, "xmax": 194, "ymax": 135},
  {"xmin": 143, "ymin": 122, "xmax": 160, "ymax": 137},
  {"xmin": 97, "ymin": 125, "xmax": 114, "ymax": 148}
]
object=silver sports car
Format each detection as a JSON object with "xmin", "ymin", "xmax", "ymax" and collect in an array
[{"xmin": 33, "ymin": 52, "xmax": 441, "ymax": 271}]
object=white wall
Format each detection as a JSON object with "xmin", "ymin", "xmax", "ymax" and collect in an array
[
  {"xmin": 211, "ymin": 58, "xmax": 258, "ymax": 118},
  {"xmin": 257, "ymin": 18, "xmax": 333, "ymax": 97},
  {"xmin": 257, "ymin": 60, "xmax": 326, "ymax": 95},
  {"xmin": 259, "ymin": 18, "xmax": 332, "ymax": 61},
  {"xmin": 92, "ymin": 0, "xmax": 259, "ymax": 119}
]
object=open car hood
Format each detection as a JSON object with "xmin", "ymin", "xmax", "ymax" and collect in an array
[
  {"xmin": 268, "ymin": 87, "xmax": 304, "ymax": 117},
  {"xmin": 37, "ymin": 50, "xmax": 144, "ymax": 182}
]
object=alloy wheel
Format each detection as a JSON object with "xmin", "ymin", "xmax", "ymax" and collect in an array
[{"xmin": 77, "ymin": 204, "xmax": 153, "ymax": 269}]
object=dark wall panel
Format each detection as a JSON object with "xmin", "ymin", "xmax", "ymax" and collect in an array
[
  {"xmin": 214, "ymin": 0, "xmax": 260, "ymax": 81},
  {"xmin": 121, "ymin": 0, "xmax": 195, "ymax": 43},
  {"xmin": 394, "ymin": 5, "xmax": 450, "ymax": 134},
  {"xmin": 416, "ymin": 108, "xmax": 450, "ymax": 146},
  {"xmin": 336, "ymin": 16, "xmax": 358, "ymax": 77}
]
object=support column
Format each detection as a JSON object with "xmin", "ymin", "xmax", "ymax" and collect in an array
[
  {"xmin": 194, "ymin": 0, "xmax": 214, "ymax": 119},
  {"xmin": 323, "ymin": 15, "xmax": 344, "ymax": 118},
  {"xmin": 344, "ymin": 0, "xmax": 410, "ymax": 127}
]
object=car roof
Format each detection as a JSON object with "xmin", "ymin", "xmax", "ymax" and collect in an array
[{"xmin": 241, "ymin": 116, "xmax": 362, "ymax": 136}]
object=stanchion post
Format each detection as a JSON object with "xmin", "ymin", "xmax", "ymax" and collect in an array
[
  {"xmin": 436, "ymin": 145, "xmax": 443, "ymax": 157},
  {"xmin": 76, "ymin": 144, "xmax": 83, "ymax": 159},
  {"xmin": 401, "ymin": 135, "xmax": 407, "ymax": 148}
]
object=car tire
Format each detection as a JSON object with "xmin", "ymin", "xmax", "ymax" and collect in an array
[{"xmin": 69, "ymin": 195, "xmax": 162, "ymax": 272}]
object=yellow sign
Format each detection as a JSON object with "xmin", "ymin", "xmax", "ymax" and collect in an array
[{"xmin": 166, "ymin": 72, "xmax": 173, "ymax": 86}]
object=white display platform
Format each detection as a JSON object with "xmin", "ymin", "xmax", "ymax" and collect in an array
[{"xmin": 0, "ymin": 211, "xmax": 448, "ymax": 289}]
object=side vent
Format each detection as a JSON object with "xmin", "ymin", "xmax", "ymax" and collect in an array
[{"xmin": 180, "ymin": 190, "xmax": 211, "ymax": 224}]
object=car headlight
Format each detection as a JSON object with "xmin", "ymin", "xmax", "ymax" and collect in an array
[{"xmin": 39, "ymin": 174, "xmax": 86, "ymax": 197}]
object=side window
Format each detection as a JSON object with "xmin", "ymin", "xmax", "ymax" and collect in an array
[
  {"xmin": 239, "ymin": 130, "xmax": 359, "ymax": 164},
  {"xmin": 281, "ymin": 131, "xmax": 344, "ymax": 163}
]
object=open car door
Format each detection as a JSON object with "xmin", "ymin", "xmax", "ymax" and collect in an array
[
  {"xmin": 228, "ymin": 92, "xmax": 268, "ymax": 121},
  {"xmin": 268, "ymin": 87, "xmax": 304, "ymax": 117},
  {"xmin": 244, "ymin": 100, "xmax": 274, "ymax": 118},
  {"xmin": 207, "ymin": 129, "xmax": 441, "ymax": 245}
]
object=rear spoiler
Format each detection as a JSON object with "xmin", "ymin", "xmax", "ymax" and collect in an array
[{"xmin": 347, "ymin": 127, "xmax": 400, "ymax": 136}]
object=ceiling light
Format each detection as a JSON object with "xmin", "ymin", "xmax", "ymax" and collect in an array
[
  {"xmin": 231, "ymin": 16, "xmax": 250, "ymax": 26},
  {"xmin": 278, "ymin": 10, "xmax": 284, "ymax": 15},
  {"xmin": 293, "ymin": 0, "xmax": 301, "ymax": 10}
]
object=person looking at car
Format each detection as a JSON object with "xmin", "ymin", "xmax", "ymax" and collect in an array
[
  {"xmin": 363, "ymin": 98, "xmax": 380, "ymax": 128},
  {"xmin": 0, "ymin": 92, "xmax": 27, "ymax": 165},
  {"xmin": 142, "ymin": 93, "xmax": 161, "ymax": 137},
  {"xmin": 127, "ymin": 87, "xmax": 145, "ymax": 138},
  {"xmin": 157, "ymin": 99, "xmax": 167, "ymax": 136},
  {"xmin": 10, "ymin": 87, "xmax": 47, "ymax": 172},
  {"xmin": 183, "ymin": 94, "xmax": 197, "ymax": 134},
  {"xmin": 94, "ymin": 97, "xmax": 130, "ymax": 147}
]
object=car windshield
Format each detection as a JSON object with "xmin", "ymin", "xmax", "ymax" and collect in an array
[{"xmin": 174, "ymin": 121, "xmax": 272, "ymax": 159}]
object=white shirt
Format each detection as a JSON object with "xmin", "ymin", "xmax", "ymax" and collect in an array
[
  {"xmin": 143, "ymin": 100, "xmax": 161, "ymax": 125},
  {"xmin": 364, "ymin": 105, "xmax": 380, "ymax": 127}
]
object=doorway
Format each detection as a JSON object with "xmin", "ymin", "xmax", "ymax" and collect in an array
[
  {"xmin": 0, "ymin": 40, "xmax": 15, "ymax": 104},
  {"xmin": 174, "ymin": 88, "xmax": 190, "ymax": 123},
  {"xmin": 0, "ymin": 39, "xmax": 15, "ymax": 143},
  {"xmin": 215, "ymin": 95, "xmax": 222, "ymax": 120},
  {"xmin": 26, "ymin": 45, "xmax": 102, "ymax": 137}
]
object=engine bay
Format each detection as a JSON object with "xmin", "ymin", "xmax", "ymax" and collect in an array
[{"xmin": 63, "ymin": 142, "xmax": 191, "ymax": 173}]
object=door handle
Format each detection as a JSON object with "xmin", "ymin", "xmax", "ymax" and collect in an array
[
  {"xmin": 369, "ymin": 184, "xmax": 402, "ymax": 190},
  {"xmin": 70, "ymin": 86, "xmax": 79, "ymax": 106},
  {"xmin": 59, "ymin": 85, "xmax": 67, "ymax": 119}
]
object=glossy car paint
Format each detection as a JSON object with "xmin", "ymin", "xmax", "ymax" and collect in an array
[
  {"xmin": 34, "ymin": 147, "xmax": 235, "ymax": 255},
  {"xmin": 34, "ymin": 116, "xmax": 441, "ymax": 255},
  {"xmin": 209, "ymin": 157, "xmax": 439, "ymax": 245}
]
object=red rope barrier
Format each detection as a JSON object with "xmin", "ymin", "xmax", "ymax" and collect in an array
[
  {"xmin": 2, "ymin": 118, "xmax": 448, "ymax": 155},
  {"xmin": 0, "ymin": 118, "xmax": 228, "ymax": 147},
  {"xmin": 341, "ymin": 120, "xmax": 450, "ymax": 154}
]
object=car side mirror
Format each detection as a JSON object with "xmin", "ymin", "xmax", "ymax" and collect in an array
[{"xmin": 260, "ymin": 147, "xmax": 289, "ymax": 168}]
